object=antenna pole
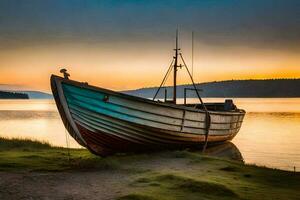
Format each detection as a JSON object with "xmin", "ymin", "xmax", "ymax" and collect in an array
[{"xmin": 173, "ymin": 29, "xmax": 179, "ymax": 104}]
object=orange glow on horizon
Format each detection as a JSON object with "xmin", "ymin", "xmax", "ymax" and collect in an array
[{"xmin": 0, "ymin": 43, "xmax": 299, "ymax": 92}]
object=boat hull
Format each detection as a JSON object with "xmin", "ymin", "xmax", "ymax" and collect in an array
[{"xmin": 51, "ymin": 75, "xmax": 245, "ymax": 156}]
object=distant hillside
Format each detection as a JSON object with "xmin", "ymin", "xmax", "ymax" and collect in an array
[
  {"xmin": 0, "ymin": 91, "xmax": 29, "ymax": 99},
  {"xmin": 0, "ymin": 84, "xmax": 53, "ymax": 99},
  {"xmin": 123, "ymin": 79, "xmax": 300, "ymax": 98},
  {"xmin": 22, "ymin": 91, "xmax": 53, "ymax": 99}
]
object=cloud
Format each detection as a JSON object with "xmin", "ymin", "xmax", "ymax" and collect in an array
[{"xmin": 0, "ymin": 0, "xmax": 299, "ymax": 50}]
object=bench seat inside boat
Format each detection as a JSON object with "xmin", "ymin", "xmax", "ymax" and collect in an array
[{"xmin": 184, "ymin": 99, "xmax": 238, "ymax": 112}]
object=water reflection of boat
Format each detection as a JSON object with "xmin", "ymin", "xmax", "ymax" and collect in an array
[
  {"xmin": 205, "ymin": 142, "xmax": 244, "ymax": 162},
  {"xmin": 51, "ymin": 32, "xmax": 245, "ymax": 156}
]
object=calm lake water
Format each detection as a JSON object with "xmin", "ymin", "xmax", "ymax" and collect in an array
[{"xmin": 0, "ymin": 98, "xmax": 300, "ymax": 171}]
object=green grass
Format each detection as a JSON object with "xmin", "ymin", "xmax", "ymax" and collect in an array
[
  {"xmin": 120, "ymin": 150, "xmax": 300, "ymax": 200},
  {"xmin": 0, "ymin": 137, "xmax": 120, "ymax": 171},
  {"xmin": 131, "ymin": 173, "xmax": 238, "ymax": 199},
  {"xmin": 0, "ymin": 137, "xmax": 52, "ymax": 150},
  {"xmin": 154, "ymin": 174, "xmax": 237, "ymax": 196},
  {"xmin": 0, "ymin": 138, "xmax": 300, "ymax": 200}
]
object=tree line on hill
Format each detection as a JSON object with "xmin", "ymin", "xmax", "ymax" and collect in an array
[
  {"xmin": 123, "ymin": 79, "xmax": 300, "ymax": 98},
  {"xmin": 0, "ymin": 91, "xmax": 29, "ymax": 99}
]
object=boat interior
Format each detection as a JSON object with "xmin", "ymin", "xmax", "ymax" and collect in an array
[{"xmin": 184, "ymin": 99, "xmax": 238, "ymax": 112}]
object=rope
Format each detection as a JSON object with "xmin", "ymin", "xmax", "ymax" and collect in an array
[
  {"xmin": 179, "ymin": 53, "xmax": 211, "ymax": 153},
  {"xmin": 153, "ymin": 59, "xmax": 175, "ymax": 101},
  {"xmin": 65, "ymin": 128, "xmax": 70, "ymax": 162}
]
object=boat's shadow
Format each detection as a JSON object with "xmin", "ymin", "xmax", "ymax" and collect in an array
[
  {"xmin": 204, "ymin": 142, "xmax": 243, "ymax": 162},
  {"xmin": 118, "ymin": 142, "xmax": 244, "ymax": 162}
]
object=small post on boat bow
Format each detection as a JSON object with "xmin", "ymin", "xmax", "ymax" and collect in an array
[{"xmin": 60, "ymin": 68, "xmax": 70, "ymax": 79}]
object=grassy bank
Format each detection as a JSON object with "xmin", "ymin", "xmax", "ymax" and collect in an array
[
  {"xmin": 0, "ymin": 137, "xmax": 299, "ymax": 200},
  {"xmin": 0, "ymin": 137, "xmax": 116, "ymax": 171}
]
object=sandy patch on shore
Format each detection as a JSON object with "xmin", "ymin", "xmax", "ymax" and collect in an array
[{"xmin": 0, "ymin": 170, "xmax": 134, "ymax": 200}]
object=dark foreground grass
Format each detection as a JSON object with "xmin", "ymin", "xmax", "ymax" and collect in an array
[{"xmin": 0, "ymin": 138, "xmax": 300, "ymax": 200}]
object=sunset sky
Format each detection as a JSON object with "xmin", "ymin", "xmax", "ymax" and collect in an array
[{"xmin": 0, "ymin": 0, "xmax": 299, "ymax": 92}]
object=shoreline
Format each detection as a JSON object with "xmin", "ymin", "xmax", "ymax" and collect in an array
[{"xmin": 0, "ymin": 138, "xmax": 299, "ymax": 200}]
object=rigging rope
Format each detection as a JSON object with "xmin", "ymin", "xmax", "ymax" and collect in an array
[
  {"xmin": 153, "ymin": 59, "xmax": 175, "ymax": 101},
  {"xmin": 179, "ymin": 53, "xmax": 211, "ymax": 153}
]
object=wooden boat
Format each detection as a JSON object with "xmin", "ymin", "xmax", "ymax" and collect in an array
[{"xmin": 51, "ymin": 33, "xmax": 245, "ymax": 156}]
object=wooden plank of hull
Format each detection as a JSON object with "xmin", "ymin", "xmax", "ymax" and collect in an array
[
  {"xmin": 63, "ymin": 83, "xmax": 244, "ymax": 121},
  {"xmin": 69, "ymin": 104, "xmax": 240, "ymax": 143},
  {"xmin": 50, "ymin": 75, "xmax": 246, "ymax": 156},
  {"xmin": 70, "ymin": 100, "xmax": 240, "ymax": 155},
  {"xmin": 66, "ymin": 94, "xmax": 244, "ymax": 131},
  {"xmin": 62, "ymin": 84, "xmax": 245, "ymax": 134},
  {"xmin": 76, "ymin": 122, "xmax": 238, "ymax": 156},
  {"xmin": 67, "ymin": 100, "xmax": 243, "ymax": 135}
]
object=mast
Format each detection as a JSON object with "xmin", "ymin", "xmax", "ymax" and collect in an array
[{"xmin": 173, "ymin": 29, "xmax": 179, "ymax": 104}]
